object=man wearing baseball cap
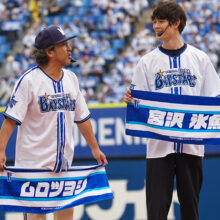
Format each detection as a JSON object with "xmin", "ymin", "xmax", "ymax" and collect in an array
[
  {"xmin": 34, "ymin": 25, "xmax": 77, "ymax": 50},
  {"xmin": 0, "ymin": 25, "xmax": 108, "ymax": 220}
]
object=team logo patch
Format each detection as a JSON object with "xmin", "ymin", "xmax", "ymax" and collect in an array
[
  {"xmin": 134, "ymin": 99, "xmax": 140, "ymax": 108},
  {"xmin": 8, "ymin": 95, "xmax": 17, "ymax": 108},
  {"xmin": 155, "ymin": 68, "xmax": 197, "ymax": 90},
  {"xmin": 130, "ymin": 84, "xmax": 136, "ymax": 89},
  {"xmin": 57, "ymin": 26, "xmax": 65, "ymax": 36},
  {"xmin": 38, "ymin": 92, "xmax": 76, "ymax": 112}
]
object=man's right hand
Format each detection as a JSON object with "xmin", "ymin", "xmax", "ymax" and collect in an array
[
  {"xmin": 0, "ymin": 117, "xmax": 17, "ymax": 172},
  {"xmin": 123, "ymin": 87, "xmax": 133, "ymax": 103},
  {"xmin": 0, "ymin": 151, "xmax": 6, "ymax": 172}
]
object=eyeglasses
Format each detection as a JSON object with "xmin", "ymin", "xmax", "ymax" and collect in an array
[
  {"xmin": 46, "ymin": 41, "xmax": 71, "ymax": 51},
  {"xmin": 56, "ymin": 41, "xmax": 71, "ymax": 49},
  {"xmin": 48, "ymin": 46, "xmax": 54, "ymax": 51}
]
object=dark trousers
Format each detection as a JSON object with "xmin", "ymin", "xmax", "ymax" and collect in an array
[{"xmin": 146, "ymin": 153, "xmax": 203, "ymax": 220}]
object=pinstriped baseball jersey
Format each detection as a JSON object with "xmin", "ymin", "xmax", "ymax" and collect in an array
[
  {"xmin": 130, "ymin": 44, "xmax": 220, "ymax": 158},
  {"xmin": 4, "ymin": 66, "xmax": 90, "ymax": 172}
]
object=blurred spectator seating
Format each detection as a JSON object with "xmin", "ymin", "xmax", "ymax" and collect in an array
[{"xmin": 2, "ymin": 0, "xmax": 220, "ymax": 106}]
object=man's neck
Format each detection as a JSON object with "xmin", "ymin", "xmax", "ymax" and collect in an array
[
  {"xmin": 159, "ymin": 43, "xmax": 186, "ymax": 57},
  {"xmin": 162, "ymin": 35, "xmax": 184, "ymax": 50},
  {"xmin": 40, "ymin": 63, "xmax": 63, "ymax": 82}
]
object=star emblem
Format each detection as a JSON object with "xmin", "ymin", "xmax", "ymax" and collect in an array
[
  {"xmin": 44, "ymin": 93, "xmax": 50, "ymax": 99},
  {"xmin": 159, "ymin": 70, "xmax": 163, "ymax": 76}
]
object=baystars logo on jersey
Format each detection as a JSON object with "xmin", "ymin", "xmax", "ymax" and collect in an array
[
  {"xmin": 155, "ymin": 68, "xmax": 197, "ymax": 90},
  {"xmin": 38, "ymin": 92, "xmax": 76, "ymax": 112}
]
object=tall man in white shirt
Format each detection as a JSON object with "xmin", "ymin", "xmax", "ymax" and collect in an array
[
  {"xmin": 0, "ymin": 25, "xmax": 108, "ymax": 220},
  {"xmin": 124, "ymin": 1, "xmax": 220, "ymax": 220}
]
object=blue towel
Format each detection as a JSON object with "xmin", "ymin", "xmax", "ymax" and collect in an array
[
  {"xmin": 126, "ymin": 90, "xmax": 220, "ymax": 145},
  {"xmin": 0, "ymin": 164, "xmax": 113, "ymax": 214}
]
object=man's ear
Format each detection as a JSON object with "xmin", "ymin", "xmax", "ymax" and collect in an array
[
  {"xmin": 173, "ymin": 20, "xmax": 181, "ymax": 30},
  {"xmin": 45, "ymin": 48, "xmax": 54, "ymax": 59}
]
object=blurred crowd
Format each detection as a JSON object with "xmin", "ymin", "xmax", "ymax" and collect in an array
[{"xmin": 0, "ymin": 0, "xmax": 220, "ymax": 106}]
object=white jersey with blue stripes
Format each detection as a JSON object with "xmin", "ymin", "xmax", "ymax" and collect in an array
[
  {"xmin": 131, "ymin": 44, "xmax": 220, "ymax": 158},
  {"xmin": 4, "ymin": 66, "xmax": 90, "ymax": 172}
]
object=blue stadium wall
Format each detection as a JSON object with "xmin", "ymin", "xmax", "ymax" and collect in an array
[{"xmin": 0, "ymin": 105, "xmax": 220, "ymax": 220}]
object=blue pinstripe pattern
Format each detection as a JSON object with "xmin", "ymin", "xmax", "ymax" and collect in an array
[
  {"xmin": 173, "ymin": 56, "xmax": 177, "ymax": 68},
  {"xmin": 169, "ymin": 56, "xmax": 172, "ymax": 69},
  {"xmin": 178, "ymin": 55, "xmax": 181, "ymax": 67},
  {"xmin": 53, "ymin": 113, "xmax": 60, "ymax": 172},
  {"xmin": 56, "ymin": 112, "xmax": 64, "ymax": 173},
  {"xmin": 53, "ymin": 80, "xmax": 67, "ymax": 172},
  {"xmin": 169, "ymin": 55, "xmax": 184, "ymax": 153}
]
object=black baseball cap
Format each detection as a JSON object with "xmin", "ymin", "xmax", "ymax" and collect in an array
[{"xmin": 34, "ymin": 25, "xmax": 77, "ymax": 49}]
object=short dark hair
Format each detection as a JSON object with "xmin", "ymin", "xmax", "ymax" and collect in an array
[
  {"xmin": 151, "ymin": 1, "xmax": 187, "ymax": 33},
  {"xmin": 32, "ymin": 47, "xmax": 50, "ymax": 66}
]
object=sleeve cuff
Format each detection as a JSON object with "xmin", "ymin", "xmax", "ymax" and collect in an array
[
  {"xmin": 74, "ymin": 114, "xmax": 91, "ymax": 123},
  {"xmin": 3, "ymin": 112, "xmax": 22, "ymax": 125}
]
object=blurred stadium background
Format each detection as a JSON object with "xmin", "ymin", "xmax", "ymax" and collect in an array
[{"xmin": 0, "ymin": 0, "xmax": 220, "ymax": 219}]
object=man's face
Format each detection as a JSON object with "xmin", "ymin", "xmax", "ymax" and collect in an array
[
  {"xmin": 153, "ymin": 18, "xmax": 170, "ymax": 39},
  {"xmin": 52, "ymin": 41, "xmax": 72, "ymax": 66}
]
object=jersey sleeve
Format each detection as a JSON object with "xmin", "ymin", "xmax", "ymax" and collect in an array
[
  {"xmin": 131, "ymin": 57, "xmax": 150, "ymax": 91},
  {"xmin": 3, "ymin": 75, "xmax": 30, "ymax": 125},
  {"xmin": 200, "ymin": 55, "xmax": 220, "ymax": 97},
  {"xmin": 73, "ymin": 78, "xmax": 91, "ymax": 123}
]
